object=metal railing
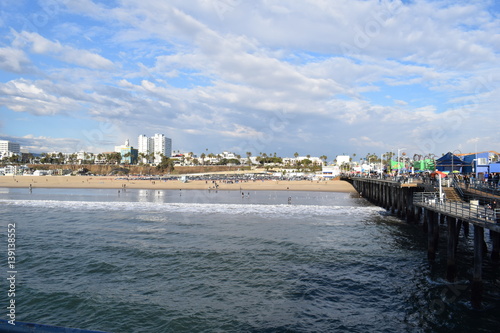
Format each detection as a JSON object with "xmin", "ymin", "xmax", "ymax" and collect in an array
[
  {"xmin": 413, "ymin": 192, "xmax": 500, "ymax": 225},
  {"xmin": 468, "ymin": 179, "xmax": 500, "ymax": 196},
  {"xmin": 452, "ymin": 178, "xmax": 465, "ymax": 200}
]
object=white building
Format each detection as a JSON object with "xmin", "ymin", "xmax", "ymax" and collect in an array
[
  {"xmin": 152, "ymin": 134, "xmax": 165, "ymax": 163},
  {"xmin": 283, "ymin": 156, "xmax": 323, "ymax": 166},
  {"xmin": 0, "ymin": 140, "xmax": 21, "ymax": 159},
  {"xmin": 335, "ymin": 155, "xmax": 350, "ymax": 165},
  {"xmin": 137, "ymin": 134, "xmax": 172, "ymax": 164},
  {"xmin": 222, "ymin": 151, "xmax": 236, "ymax": 159},
  {"xmin": 137, "ymin": 135, "xmax": 153, "ymax": 163},
  {"xmin": 152, "ymin": 134, "xmax": 172, "ymax": 164},
  {"xmin": 115, "ymin": 139, "xmax": 130, "ymax": 153},
  {"xmin": 33, "ymin": 169, "xmax": 50, "ymax": 176},
  {"xmin": 76, "ymin": 151, "xmax": 93, "ymax": 164},
  {"xmin": 321, "ymin": 165, "xmax": 341, "ymax": 178},
  {"xmin": 0, "ymin": 165, "xmax": 19, "ymax": 175}
]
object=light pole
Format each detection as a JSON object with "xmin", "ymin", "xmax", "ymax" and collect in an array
[
  {"xmin": 380, "ymin": 153, "xmax": 384, "ymax": 178},
  {"xmin": 397, "ymin": 148, "xmax": 406, "ymax": 174},
  {"xmin": 475, "ymin": 140, "xmax": 478, "ymax": 178},
  {"xmin": 451, "ymin": 149, "xmax": 461, "ymax": 174}
]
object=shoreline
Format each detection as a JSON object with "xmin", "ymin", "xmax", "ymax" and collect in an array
[{"xmin": 0, "ymin": 176, "xmax": 356, "ymax": 193}]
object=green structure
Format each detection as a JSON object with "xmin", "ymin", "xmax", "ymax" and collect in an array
[
  {"xmin": 413, "ymin": 159, "xmax": 435, "ymax": 171},
  {"xmin": 390, "ymin": 160, "xmax": 404, "ymax": 170}
]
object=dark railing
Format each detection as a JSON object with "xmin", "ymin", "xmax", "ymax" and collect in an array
[
  {"xmin": 468, "ymin": 178, "xmax": 500, "ymax": 196},
  {"xmin": 452, "ymin": 178, "xmax": 465, "ymax": 200},
  {"xmin": 413, "ymin": 192, "xmax": 500, "ymax": 225},
  {"xmin": 343, "ymin": 173, "xmax": 419, "ymax": 184}
]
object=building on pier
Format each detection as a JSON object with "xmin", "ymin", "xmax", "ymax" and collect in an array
[{"xmin": 435, "ymin": 152, "xmax": 467, "ymax": 173}]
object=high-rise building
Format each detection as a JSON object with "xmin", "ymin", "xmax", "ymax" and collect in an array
[
  {"xmin": 0, "ymin": 140, "xmax": 21, "ymax": 159},
  {"xmin": 137, "ymin": 134, "xmax": 172, "ymax": 164},
  {"xmin": 0, "ymin": 140, "xmax": 21, "ymax": 154},
  {"xmin": 137, "ymin": 134, "xmax": 153, "ymax": 163},
  {"xmin": 138, "ymin": 135, "xmax": 151, "ymax": 154}
]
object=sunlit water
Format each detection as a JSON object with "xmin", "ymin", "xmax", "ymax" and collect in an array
[{"xmin": 1, "ymin": 188, "xmax": 499, "ymax": 332}]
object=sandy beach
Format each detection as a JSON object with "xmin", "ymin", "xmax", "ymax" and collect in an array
[{"xmin": 0, "ymin": 175, "xmax": 356, "ymax": 193}]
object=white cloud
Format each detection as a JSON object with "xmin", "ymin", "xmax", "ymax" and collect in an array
[
  {"xmin": 14, "ymin": 31, "xmax": 114, "ymax": 70},
  {"xmin": 0, "ymin": 79, "xmax": 77, "ymax": 115},
  {"xmin": 0, "ymin": 0, "xmax": 498, "ymax": 157},
  {"xmin": 3, "ymin": 134, "xmax": 84, "ymax": 153},
  {"xmin": 0, "ymin": 47, "xmax": 31, "ymax": 73}
]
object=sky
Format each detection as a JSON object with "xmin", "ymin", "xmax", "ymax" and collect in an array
[{"xmin": 0, "ymin": 0, "xmax": 499, "ymax": 161}]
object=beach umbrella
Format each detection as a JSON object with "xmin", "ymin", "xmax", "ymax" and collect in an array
[{"xmin": 431, "ymin": 170, "xmax": 447, "ymax": 178}]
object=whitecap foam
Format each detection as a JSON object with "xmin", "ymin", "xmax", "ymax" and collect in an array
[{"xmin": 0, "ymin": 199, "xmax": 383, "ymax": 218}]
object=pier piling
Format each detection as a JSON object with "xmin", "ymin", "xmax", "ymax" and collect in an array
[
  {"xmin": 446, "ymin": 217, "xmax": 457, "ymax": 281},
  {"xmin": 343, "ymin": 176, "xmax": 500, "ymax": 309},
  {"xmin": 472, "ymin": 225, "xmax": 484, "ymax": 309}
]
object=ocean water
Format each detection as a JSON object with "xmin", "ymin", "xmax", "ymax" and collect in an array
[{"xmin": 1, "ymin": 187, "xmax": 499, "ymax": 333}]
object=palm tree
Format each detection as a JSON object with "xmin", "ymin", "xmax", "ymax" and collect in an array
[
  {"xmin": 138, "ymin": 152, "xmax": 146, "ymax": 164},
  {"xmin": 246, "ymin": 152, "xmax": 252, "ymax": 166},
  {"xmin": 294, "ymin": 152, "xmax": 299, "ymax": 158},
  {"xmin": 124, "ymin": 152, "xmax": 131, "ymax": 165}
]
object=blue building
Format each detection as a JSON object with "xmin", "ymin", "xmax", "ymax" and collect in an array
[
  {"xmin": 119, "ymin": 146, "xmax": 138, "ymax": 164},
  {"xmin": 490, "ymin": 161, "xmax": 500, "ymax": 173},
  {"xmin": 461, "ymin": 151, "xmax": 499, "ymax": 176}
]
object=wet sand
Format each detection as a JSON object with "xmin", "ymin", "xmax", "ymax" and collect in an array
[{"xmin": 0, "ymin": 176, "xmax": 356, "ymax": 193}]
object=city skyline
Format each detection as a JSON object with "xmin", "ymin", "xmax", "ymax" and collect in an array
[{"xmin": 1, "ymin": 1, "xmax": 499, "ymax": 158}]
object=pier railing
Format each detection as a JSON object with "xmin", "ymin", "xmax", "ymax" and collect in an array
[
  {"xmin": 452, "ymin": 178, "xmax": 465, "ymax": 199},
  {"xmin": 469, "ymin": 179, "xmax": 500, "ymax": 196},
  {"xmin": 413, "ymin": 192, "xmax": 500, "ymax": 230}
]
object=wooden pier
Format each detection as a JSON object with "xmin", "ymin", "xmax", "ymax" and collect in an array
[{"xmin": 343, "ymin": 176, "xmax": 500, "ymax": 308}]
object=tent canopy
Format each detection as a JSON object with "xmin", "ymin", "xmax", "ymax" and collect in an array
[
  {"xmin": 436, "ymin": 152, "xmax": 466, "ymax": 172},
  {"xmin": 431, "ymin": 170, "xmax": 447, "ymax": 178}
]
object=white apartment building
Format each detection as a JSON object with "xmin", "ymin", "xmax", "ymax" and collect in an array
[
  {"xmin": 283, "ymin": 156, "xmax": 323, "ymax": 165},
  {"xmin": 0, "ymin": 140, "xmax": 21, "ymax": 158},
  {"xmin": 137, "ymin": 134, "xmax": 172, "ymax": 164},
  {"xmin": 138, "ymin": 135, "xmax": 152, "ymax": 156},
  {"xmin": 335, "ymin": 155, "xmax": 351, "ymax": 165}
]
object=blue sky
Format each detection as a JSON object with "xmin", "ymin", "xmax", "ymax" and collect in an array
[{"xmin": 0, "ymin": 0, "xmax": 499, "ymax": 161}]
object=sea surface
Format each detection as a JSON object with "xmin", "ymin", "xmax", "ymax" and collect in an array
[{"xmin": 1, "ymin": 187, "xmax": 499, "ymax": 333}]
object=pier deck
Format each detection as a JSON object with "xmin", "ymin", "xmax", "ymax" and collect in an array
[
  {"xmin": 413, "ymin": 192, "xmax": 500, "ymax": 232},
  {"xmin": 343, "ymin": 176, "xmax": 500, "ymax": 308}
]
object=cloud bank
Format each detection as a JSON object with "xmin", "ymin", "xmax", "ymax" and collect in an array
[{"xmin": 0, "ymin": 0, "xmax": 498, "ymax": 158}]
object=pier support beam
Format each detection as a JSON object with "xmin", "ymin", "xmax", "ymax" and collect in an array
[
  {"xmin": 422, "ymin": 208, "xmax": 428, "ymax": 234},
  {"xmin": 427, "ymin": 211, "xmax": 438, "ymax": 261},
  {"xmin": 472, "ymin": 225, "xmax": 484, "ymax": 309},
  {"xmin": 463, "ymin": 221, "xmax": 469, "ymax": 238},
  {"xmin": 491, "ymin": 230, "xmax": 500, "ymax": 262},
  {"xmin": 446, "ymin": 217, "xmax": 457, "ymax": 281},
  {"xmin": 455, "ymin": 219, "xmax": 463, "ymax": 253}
]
